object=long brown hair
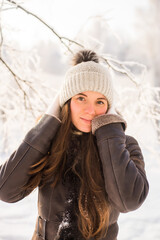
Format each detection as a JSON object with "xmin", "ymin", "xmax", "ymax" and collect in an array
[{"xmin": 23, "ymin": 101, "xmax": 110, "ymax": 239}]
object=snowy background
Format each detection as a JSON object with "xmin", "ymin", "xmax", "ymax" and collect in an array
[{"xmin": 0, "ymin": 0, "xmax": 160, "ymax": 239}]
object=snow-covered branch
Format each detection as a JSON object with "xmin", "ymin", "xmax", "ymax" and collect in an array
[
  {"xmin": 102, "ymin": 56, "xmax": 147, "ymax": 86},
  {"xmin": 6, "ymin": 0, "xmax": 84, "ymax": 53}
]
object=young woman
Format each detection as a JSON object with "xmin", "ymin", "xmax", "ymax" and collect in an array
[{"xmin": 0, "ymin": 50, "xmax": 149, "ymax": 240}]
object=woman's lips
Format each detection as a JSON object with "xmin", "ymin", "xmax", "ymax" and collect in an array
[{"xmin": 80, "ymin": 117, "xmax": 92, "ymax": 124}]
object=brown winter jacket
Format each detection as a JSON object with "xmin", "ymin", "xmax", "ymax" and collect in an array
[{"xmin": 0, "ymin": 114, "xmax": 149, "ymax": 240}]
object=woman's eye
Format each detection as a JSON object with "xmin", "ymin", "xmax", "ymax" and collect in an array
[
  {"xmin": 77, "ymin": 97, "xmax": 85, "ymax": 101},
  {"xmin": 97, "ymin": 101, "xmax": 104, "ymax": 105}
]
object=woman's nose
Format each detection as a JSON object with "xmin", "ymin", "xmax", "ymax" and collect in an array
[{"xmin": 84, "ymin": 104, "xmax": 95, "ymax": 115}]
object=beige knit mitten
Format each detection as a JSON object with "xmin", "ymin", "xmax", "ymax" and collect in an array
[{"xmin": 45, "ymin": 92, "xmax": 61, "ymax": 121}]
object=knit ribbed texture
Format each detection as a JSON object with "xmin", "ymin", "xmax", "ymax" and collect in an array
[
  {"xmin": 92, "ymin": 114, "xmax": 127, "ymax": 134},
  {"xmin": 59, "ymin": 61, "xmax": 113, "ymax": 108}
]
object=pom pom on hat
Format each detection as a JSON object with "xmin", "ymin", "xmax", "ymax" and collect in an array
[
  {"xmin": 59, "ymin": 50, "xmax": 114, "ymax": 108},
  {"xmin": 72, "ymin": 50, "xmax": 99, "ymax": 65}
]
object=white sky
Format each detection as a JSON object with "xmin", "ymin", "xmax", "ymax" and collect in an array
[{"xmin": 2, "ymin": 0, "xmax": 150, "ymax": 48}]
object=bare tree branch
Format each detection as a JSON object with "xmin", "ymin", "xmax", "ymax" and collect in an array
[
  {"xmin": 5, "ymin": 0, "xmax": 84, "ymax": 52},
  {"xmin": 0, "ymin": 55, "xmax": 47, "ymax": 104},
  {"xmin": 102, "ymin": 56, "xmax": 146, "ymax": 87},
  {"xmin": 0, "ymin": 56, "xmax": 44, "ymax": 117}
]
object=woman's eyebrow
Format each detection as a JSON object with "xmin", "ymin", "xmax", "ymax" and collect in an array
[
  {"xmin": 77, "ymin": 93, "xmax": 87, "ymax": 96},
  {"xmin": 97, "ymin": 97, "xmax": 107, "ymax": 101}
]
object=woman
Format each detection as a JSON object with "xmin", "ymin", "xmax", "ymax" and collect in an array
[{"xmin": 0, "ymin": 50, "xmax": 149, "ymax": 240}]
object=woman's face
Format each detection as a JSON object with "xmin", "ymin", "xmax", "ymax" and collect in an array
[{"xmin": 70, "ymin": 91, "xmax": 108, "ymax": 133}]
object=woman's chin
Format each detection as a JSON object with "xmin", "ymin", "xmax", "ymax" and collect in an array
[
  {"xmin": 72, "ymin": 124, "xmax": 91, "ymax": 133},
  {"xmin": 76, "ymin": 126, "xmax": 91, "ymax": 133}
]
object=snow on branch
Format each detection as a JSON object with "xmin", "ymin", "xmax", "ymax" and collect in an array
[
  {"xmin": 101, "ymin": 55, "xmax": 147, "ymax": 86},
  {"xmin": 5, "ymin": 0, "xmax": 84, "ymax": 53}
]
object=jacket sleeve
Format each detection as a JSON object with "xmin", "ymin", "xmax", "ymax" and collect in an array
[
  {"xmin": 0, "ymin": 114, "xmax": 61, "ymax": 203},
  {"xmin": 92, "ymin": 114, "xmax": 149, "ymax": 213}
]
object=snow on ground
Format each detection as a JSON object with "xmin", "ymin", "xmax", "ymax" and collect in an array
[{"xmin": 0, "ymin": 188, "xmax": 38, "ymax": 240}]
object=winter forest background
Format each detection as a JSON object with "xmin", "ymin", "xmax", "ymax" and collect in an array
[{"xmin": 0, "ymin": 0, "xmax": 160, "ymax": 239}]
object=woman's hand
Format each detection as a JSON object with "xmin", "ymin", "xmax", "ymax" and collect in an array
[{"xmin": 92, "ymin": 104, "xmax": 127, "ymax": 134}]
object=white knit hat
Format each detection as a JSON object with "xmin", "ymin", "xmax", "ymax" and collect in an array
[{"xmin": 59, "ymin": 60, "xmax": 113, "ymax": 108}]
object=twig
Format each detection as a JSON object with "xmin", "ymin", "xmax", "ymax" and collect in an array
[
  {"xmin": 102, "ymin": 56, "xmax": 140, "ymax": 86},
  {"xmin": 0, "ymin": 56, "xmax": 37, "ymax": 117},
  {"xmin": 6, "ymin": 0, "xmax": 84, "ymax": 52}
]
